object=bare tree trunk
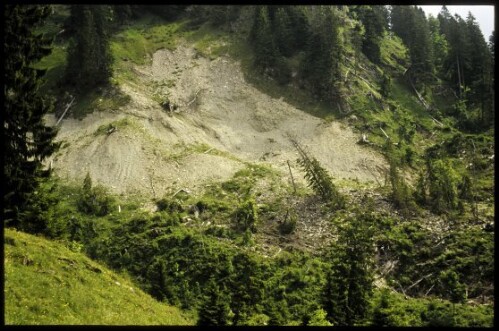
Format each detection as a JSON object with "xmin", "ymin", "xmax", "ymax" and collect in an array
[
  {"xmin": 287, "ymin": 160, "xmax": 297, "ymax": 194},
  {"xmin": 456, "ymin": 54, "xmax": 464, "ymax": 98},
  {"xmin": 380, "ymin": 126, "xmax": 390, "ymax": 140},
  {"xmin": 56, "ymin": 96, "xmax": 75, "ymax": 126}
]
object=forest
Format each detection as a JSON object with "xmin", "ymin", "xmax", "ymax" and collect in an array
[{"xmin": 4, "ymin": 4, "xmax": 495, "ymax": 326}]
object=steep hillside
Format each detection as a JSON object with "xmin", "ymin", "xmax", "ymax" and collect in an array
[
  {"xmin": 47, "ymin": 42, "xmax": 386, "ymax": 199},
  {"xmin": 8, "ymin": 5, "xmax": 493, "ymax": 327},
  {"xmin": 4, "ymin": 228, "xmax": 193, "ymax": 325}
]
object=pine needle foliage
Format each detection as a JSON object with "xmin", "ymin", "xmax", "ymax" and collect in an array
[
  {"xmin": 290, "ymin": 138, "xmax": 345, "ymax": 210},
  {"xmin": 4, "ymin": 4, "xmax": 60, "ymax": 229}
]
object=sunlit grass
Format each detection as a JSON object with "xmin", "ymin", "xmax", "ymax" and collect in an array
[{"xmin": 4, "ymin": 228, "xmax": 193, "ymax": 325}]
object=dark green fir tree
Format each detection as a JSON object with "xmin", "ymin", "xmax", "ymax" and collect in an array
[
  {"xmin": 197, "ymin": 277, "xmax": 232, "ymax": 326},
  {"xmin": 4, "ymin": 4, "xmax": 60, "ymax": 230},
  {"xmin": 65, "ymin": 5, "xmax": 113, "ymax": 90}
]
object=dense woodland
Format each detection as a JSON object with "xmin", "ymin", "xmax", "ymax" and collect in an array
[{"xmin": 4, "ymin": 5, "xmax": 495, "ymax": 326}]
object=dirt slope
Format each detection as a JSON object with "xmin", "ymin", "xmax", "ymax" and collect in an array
[{"xmin": 47, "ymin": 44, "xmax": 387, "ymax": 198}]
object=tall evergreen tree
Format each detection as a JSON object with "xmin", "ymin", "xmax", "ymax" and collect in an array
[
  {"xmin": 486, "ymin": 31, "xmax": 495, "ymax": 126},
  {"xmin": 65, "ymin": 5, "xmax": 113, "ymax": 90},
  {"xmin": 464, "ymin": 13, "xmax": 493, "ymax": 125},
  {"xmin": 273, "ymin": 7, "xmax": 294, "ymax": 57},
  {"xmin": 323, "ymin": 209, "xmax": 375, "ymax": 326},
  {"xmin": 489, "ymin": 30, "xmax": 495, "ymax": 59},
  {"xmin": 301, "ymin": 6, "xmax": 342, "ymax": 103},
  {"xmin": 428, "ymin": 14, "xmax": 449, "ymax": 76},
  {"xmin": 113, "ymin": 5, "xmax": 132, "ymax": 26},
  {"xmin": 437, "ymin": 8, "xmax": 493, "ymax": 129},
  {"xmin": 390, "ymin": 5, "xmax": 413, "ymax": 44},
  {"xmin": 4, "ymin": 5, "xmax": 60, "ymax": 229},
  {"xmin": 286, "ymin": 6, "xmax": 311, "ymax": 52},
  {"xmin": 391, "ymin": 6, "xmax": 434, "ymax": 87},
  {"xmin": 197, "ymin": 277, "xmax": 232, "ymax": 326},
  {"xmin": 250, "ymin": 6, "xmax": 278, "ymax": 71},
  {"xmin": 229, "ymin": 253, "xmax": 265, "ymax": 325},
  {"xmin": 438, "ymin": 10, "xmax": 470, "ymax": 98},
  {"xmin": 352, "ymin": 6, "xmax": 386, "ymax": 64}
]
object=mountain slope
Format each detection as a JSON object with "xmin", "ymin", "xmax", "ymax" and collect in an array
[
  {"xmin": 4, "ymin": 228, "xmax": 193, "ymax": 325},
  {"xmin": 46, "ymin": 43, "xmax": 387, "ymax": 198}
]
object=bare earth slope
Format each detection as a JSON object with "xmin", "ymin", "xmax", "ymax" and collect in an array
[{"xmin": 47, "ymin": 44, "xmax": 387, "ymax": 198}]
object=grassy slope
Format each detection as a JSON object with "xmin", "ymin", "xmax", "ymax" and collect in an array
[
  {"xmin": 4, "ymin": 228, "xmax": 193, "ymax": 325},
  {"xmin": 27, "ymin": 10, "xmax": 493, "ymax": 325}
]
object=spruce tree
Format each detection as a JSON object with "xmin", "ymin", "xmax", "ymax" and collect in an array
[
  {"xmin": 250, "ymin": 6, "xmax": 278, "ymax": 71},
  {"xmin": 197, "ymin": 278, "xmax": 232, "ymax": 326},
  {"xmin": 353, "ymin": 6, "xmax": 386, "ymax": 65},
  {"xmin": 4, "ymin": 5, "xmax": 60, "ymax": 228},
  {"xmin": 391, "ymin": 6, "xmax": 434, "ymax": 87},
  {"xmin": 464, "ymin": 13, "xmax": 493, "ymax": 127},
  {"xmin": 113, "ymin": 5, "xmax": 132, "ymax": 26},
  {"xmin": 229, "ymin": 253, "xmax": 264, "ymax": 325},
  {"xmin": 301, "ymin": 6, "xmax": 342, "ymax": 103},
  {"xmin": 427, "ymin": 159, "xmax": 460, "ymax": 213},
  {"xmin": 323, "ymin": 210, "xmax": 375, "ymax": 326},
  {"xmin": 65, "ymin": 5, "xmax": 113, "ymax": 90},
  {"xmin": 485, "ymin": 31, "xmax": 494, "ymax": 126},
  {"xmin": 438, "ymin": 10, "xmax": 470, "ymax": 98},
  {"xmin": 273, "ymin": 7, "xmax": 294, "ymax": 57},
  {"xmin": 286, "ymin": 6, "xmax": 311, "ymax": 52},
  {"xmin": 323, "ymin": 209, "xmax": 375, "ymax": 326},
  {"xmin": 291, "ymin": 138, "xmax": 345, "ymax": 209},
  {"xmin": 428, "ymin": 15, "xmax": 449, "ymax": 75}
]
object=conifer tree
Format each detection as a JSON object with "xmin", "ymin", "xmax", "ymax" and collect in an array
[
  {"xmin": 485, "ymin": 31, "xmax": 494, "ymax": 126},
  {"xmin": 113, "ymin": 5, "xmax": 132, "ymax": 25},
  {"xmin": 229, "ymin": 253, "xmax": 264, "ymax": 325},
  {"xmin": 285, "ymin": 6, "xmax": 311, "ymax": 52},
  {"xmin": 301, "ymin": 6, "xmax": 342, "ymax": 103},
  {"xmin": 352, "ymin": 6, "xmax": 386, "ymax": 64},
  {"xmin": 4, "ymin": 5, "xmax": 59, "ymax": 228},
  {"xmin": 388, "ymin": 155, "xmax": 416, "ymax": 217},
  {"xmin": 438, "ymin": 9, "xmax": 470, "ymax": 98},
  {"xmin": 250, "ymin": 6, "xmax": 278, "ymax": 71},
  {"xmin": 197, "ymin": 278, "xmax": 232, "ymax": 326},
  {"xmin": 324, "ymin": 209, "xmax": 375, "ymax": 325},
  {"xmin": 464, "ymin": 13, "xmax": 493, "ymax": 126},
  {"xmin": 290, "ymin": 138, "xmax": 344, "ymax": 210},
  {"xmin": 391, "ymin": 6, "xmax": 434, "ymax": 87},
  {"xmin": 428, "ymin": 15, "xmax": 449, "ymax": 75},
  {"xmin": 65, "ymin": 5, "xmax": 113, "ymax": 90},
  {"xmin": 428, "ymin": 159, "xmax": 460, "ymax": 213},
  {"xmin": 273, "ymin": 7, "xmax": 293, "ymax": 57}
]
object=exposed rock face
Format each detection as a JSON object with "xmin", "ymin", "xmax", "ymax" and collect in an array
[{"xmin": 46, "ymin": 45, "xmax": 386, "ymax": 198}]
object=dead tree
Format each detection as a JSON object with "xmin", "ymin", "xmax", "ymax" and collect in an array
[{"xmin": 55, "ymin": 95, "xmax": 75, "ymax": 126}]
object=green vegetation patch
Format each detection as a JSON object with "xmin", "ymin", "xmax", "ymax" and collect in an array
[
  {"xmin": 33, "ymin": 45, "xmax": 67, "ymax": 94},
  {"xmin": 111, "ymin": 21, "xmax": 184, "ymax": 65},
  {"xmin": 371, "ymin": 289, "xmax": 493, "ymax": 327},
  {"xmin": 380, "ymin": 33, "xmax": 409, "ymax": 73},
  {"xmin": 70, "ymin": 86, "xmax": 131, "ymax": 119},
  {"xmin": 185, "ymin": 23, "xmax": 230, "ymax": 60},
  {"xmin": 4, "ymin": 228, "xmax": 192, "ymax": 325},
  {"xmin": 111, "ymin": 20, "xmax": 191, "ymax": 86},
  {"xmin": 93, "ymin": 117, "xmax": 138, "ymax": 136}
]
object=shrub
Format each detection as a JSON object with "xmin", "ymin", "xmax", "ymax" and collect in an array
[
  {"xmin": 427, "ymin": 159, "xmax": 460, "ymax": 213},
  {"xmin": 291, "ymin": 138, "xmax": 345, "ymax": 210},
  {"xmin": 308, "ymin": 309, "xmax": 333, "ymax": 326},
  {"xmin": 388, "ymin": 157, "xmax": 417, "ymax": 217},
  {"xmin": 77, "ymin": 173, "xmax": 116, "ymax": 216},
  {"xmin": 404, "ymin": 146, "xmax": 415, "ymax": 166},
  {"xmin": 156, "ymin": 198, "xmax": 184, "ymax": 213},
  {"xmin": 233, "ymin": 198, "xmax": 258, "ymax": 232},
  {"xmin": 196, "ymin": 198, "xmax": 230, "ymax": 213},
  {"xmin": 279, "ymin": 211, "xmax": 297, "ymax": 235}
]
